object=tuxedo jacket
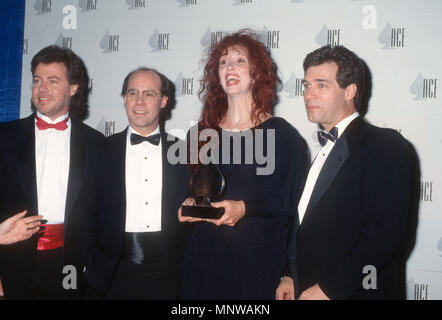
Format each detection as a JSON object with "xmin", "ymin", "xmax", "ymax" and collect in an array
[
  {"xmin": 76, "ymin": 128, "xmax": 190, "ymax": 296},
  {"xmin": 287, "ymin": 117, "xmax": 420, "ymax": 299},
  {"xmin": 0, "ymin": 114, "xmax": 104, "ymax": 297}
]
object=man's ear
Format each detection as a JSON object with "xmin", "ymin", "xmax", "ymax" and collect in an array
[
  {"xmin": 70, "ymin": 84, "xmax": 79, "ymax": 97},
  {"xmin": 161, "ymin": 95, "xmax": 168, "ymax": 109},
  {"xmin": 345, "ymin": 83, "xmax": 357, "ymax": 101}
]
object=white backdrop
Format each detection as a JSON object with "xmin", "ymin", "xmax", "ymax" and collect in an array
[{"xmin": 20, "ymin": 0, "xmax": 441, "ymax": 299}]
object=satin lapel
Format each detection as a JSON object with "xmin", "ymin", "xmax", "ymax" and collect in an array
[
  {"xmin": 15, "ymin": 115, "xmax": 39, "ymax": 215},
  {"xmin": 302, "ymin": 117, "xmax": 365, "ymax": 222},
  {"xmin": 64, "ymin": 119, "xmax": 84, "ymax": 227},
  {"xmin": 302, "ymin": 133, "xmax": 349, "ymax": 222}
]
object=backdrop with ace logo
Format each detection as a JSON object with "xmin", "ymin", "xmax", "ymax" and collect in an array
[{"xmin": 19, "ymin": 0, "xmax": 442, "ymax": 299}]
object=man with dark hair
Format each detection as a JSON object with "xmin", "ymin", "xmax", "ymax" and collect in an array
[
  {"xmin": 0, "ymin": 45, "xmax": 104, "ymax": 299},
  {"xmin": 276, "ymin": 45, "xmax": 419, "ymax": 300},
  {"xmin": 30, "ymin": 45, "xmax": 91, "ymax": 121},
  {"xmin": 302, "ymin": 45, "xmax": 367, "ymax": 115},
  {"xmin": 77, "ymin": 67, "xmax": 189, "ymax": 299}
]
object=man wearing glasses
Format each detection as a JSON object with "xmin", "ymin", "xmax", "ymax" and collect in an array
[{"xmin": 76, "ymin": 67, "xmax": 190, "ymax": 299}]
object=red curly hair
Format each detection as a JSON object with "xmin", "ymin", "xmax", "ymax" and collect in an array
[{"xmin": 199, "ymin": 29, "xmax": 280, "ymax": 129}]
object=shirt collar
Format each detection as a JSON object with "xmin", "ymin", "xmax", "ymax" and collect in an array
[
  {"xmin": 35, "ymin": 111, "xmax": 71, "ymax": 128},
  {"xmin": 335, "ymin": 112, "xmax": 359, "ymax": 139},
  {"xmin": 319, "ymin": 112, "xmax": 359, "ymax": 140},
  {"xmin": 126, "ymin": 125, "xmax": 161, "ymax": 146},
  {"xmin": 127, "ymin": 125, "xmax": 160, "ymax": 137}
]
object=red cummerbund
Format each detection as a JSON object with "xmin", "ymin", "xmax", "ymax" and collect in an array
[{"xmin": 37, "ymin": 223, "xmax": 64, "ymax": 251}]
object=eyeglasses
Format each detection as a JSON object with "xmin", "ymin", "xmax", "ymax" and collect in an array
[{"xmin": 125, "ymin": 89, "xmax": 162, "ymax": 102}]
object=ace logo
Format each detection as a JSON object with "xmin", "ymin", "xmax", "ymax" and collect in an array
[
  {"xmin": 127, "ymin": 0, "xmax": 147, "ymax": 9},
  {"xmin": 175, "ymin": 74, "xmax": 195, "ymax": 97},
  {"xmin": 316, "ymin": 25, "xmax": 343, "ymax": 47},
  {"xmin": 100, "ymin": 31, "xmax": 120, "ymax": 53},
  {"xmin": 379, "ymin": 23, "xmax": 406, "ymax": 49},
  {"xmin": 149, "ymin": 30, "xmax": 171, "ymax": 52},
  {"xmin": 79, "ymin": 0, "xmax": 98, "ymax": 11},
  {"xmin": 177, "ymin": 0, "xmax": 198, "ymax": 6},
  {"xmin": 410, "ymin": 73, "xmax": 438, "ymax": 100},
  {"xmin": 34, "ymin": 0, "xmax": 52, "ymax": 15}
]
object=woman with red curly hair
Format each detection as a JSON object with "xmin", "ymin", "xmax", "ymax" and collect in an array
[{"xmin": 178, "ymin": 29, "xmax": 308, "ymax": 299}]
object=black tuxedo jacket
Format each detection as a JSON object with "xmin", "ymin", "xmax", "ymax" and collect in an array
[
  {"xmin": 0, "ymin": 114, "xmax": 104, "ymax": 297},
  {"xmin": 76, "ymin": 128, "xmax": 190, "ymax": 296},
  {"xmin": 287, "ymin": 117, "xmax": 420, "ymax": 299}
]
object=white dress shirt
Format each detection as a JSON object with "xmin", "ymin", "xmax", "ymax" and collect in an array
[
  {"xmin": 125, "ymin": 126, "xmax": 163, "ymax": 232},
  {"xmin": 298, "ymin": 112, "xmax": 360, "ymax": 224},
  {"xmin": 35, "ymin": 111, "xmax": 71, "ymax": 224}
]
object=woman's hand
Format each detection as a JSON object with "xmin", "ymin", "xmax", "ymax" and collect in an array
[
  {"xmin": 205, "ymin": 200, "xmax": 245, "ymax": 227},
  {"xmin": 178, "ymin": 199, "xmax": 245, "ymax": 227},
  {"xmin": 178, "ymin": 198, "xmax": 204, "ymax": 223},
  {"xmin": 0, "ymin": 211, "xmax": 43, "ymax": 245}
]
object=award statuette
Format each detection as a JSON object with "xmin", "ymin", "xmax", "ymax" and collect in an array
[{"xmin": 181, "ymin": 163, "xmax": 226, "ymax": 219}]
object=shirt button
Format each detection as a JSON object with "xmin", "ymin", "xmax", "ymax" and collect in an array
[
  {"xmin": 145, "ymin": 157, "xmax": 147, "ymax": 160},
  {"xmin": 145, "ymin": 202, "xmax": 148, "ymax": 205},
  {"xmin": 146, "ymin": 225, "xmax": 149, "ymax": 229},
  {"xmin": 145, "ymin": 179, "xmax": 147, "ymax": 182}
]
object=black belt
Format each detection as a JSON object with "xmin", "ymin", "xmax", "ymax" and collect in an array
[{"xmin": 122, "ymin": 232, "xmax": 164, "ymax": 265}]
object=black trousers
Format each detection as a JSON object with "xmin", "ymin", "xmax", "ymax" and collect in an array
[
  {"xmin": 29, "ymin": 247, "xmax": 78, "ymax": 300},
  {"xmin": 104, "ymin": 232, "xmax": 178, "ymax": 300},
  {"xmin": 29, "ymin": 247, "xmax": 82, "ymax": 300},
  {"xmin": 3, "ymin": 247, "xmax": 81, "ymax": 300}
]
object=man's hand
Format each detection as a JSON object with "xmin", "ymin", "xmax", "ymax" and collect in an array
[
  {"xmin": 298, "ymin": 284, "xmax": 330, "ymax": 300},
  {"xmin": 276, "ymin": 276, "xmax": 295, "ymax": 300},
  {"xmin": 0, "ymin": 211, "xmax": 43, "ymax": 245}
]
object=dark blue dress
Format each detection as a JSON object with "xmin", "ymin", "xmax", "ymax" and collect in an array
[{"xmin": 180, "ymin": 117, "xmax": 308, "ymax": 299}]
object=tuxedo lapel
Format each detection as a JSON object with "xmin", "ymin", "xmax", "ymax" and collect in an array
[
  {"xmin": 303, "ymin": 136, "xmax": 349, "ymax": 221},
  {"xmin": 160, "ymin": 130, "xmax": 181, "ymax": 231},
  {"xmin": 65, "ymin": 118, "xmax": 84, "ymax": 227},
  {"xmin": 302, "ymin": 117, "xmax": 366, "ymax": 222},
  {"xmin": 161, "ymin": 131, "xmax": 171, "ymax": 231},
  {"xmin": 15, "ymin": 115, "xmax": 39, "ymax": 215},
  {"xmin": 113, "ymin": 129, "xmax": 128, "ymax": 232}
]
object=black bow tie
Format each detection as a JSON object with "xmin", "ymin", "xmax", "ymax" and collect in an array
[
  {"xmin": 317, "ymin": 127, "xmax": 338, "ymax": 146},
  {"xmin": 130, "ymin": 133, "xmax": 161, "ymax": 146}
]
